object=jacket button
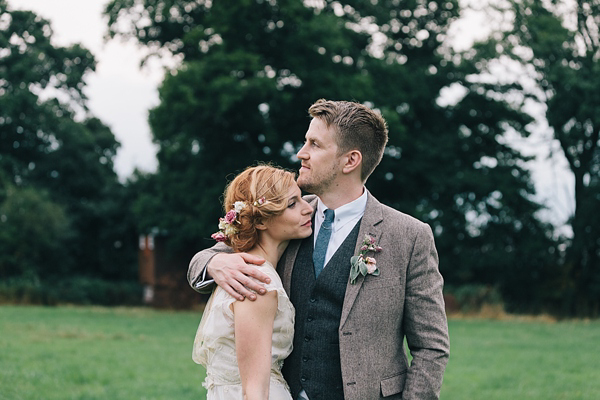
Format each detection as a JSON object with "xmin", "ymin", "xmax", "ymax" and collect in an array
[
  {"xmin": 301, "ymin": 377, "xmax": 307, "ymax": 382},
  {"xmin": 304, "ymin": 336, "xmax": 310, "ymax": 342},
  {"xmin": 302, "ymin": 356, "xmax": 308, "ymax": 362},
  {"xmin": 307, "ymin": 316, "xmax": 313, "ymax": 322},
  {"xmin": 310, "ymin": 298, "xmax": 316, "ymax": 303}
]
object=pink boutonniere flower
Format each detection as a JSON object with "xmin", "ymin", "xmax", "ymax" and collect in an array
[
  {"xmin": 350, "ymin": 234, "xmax": 382, "ymax": 284},
  {"xmin": 364, "ymin": 257, "xmax": 378, "ymax": 274}
]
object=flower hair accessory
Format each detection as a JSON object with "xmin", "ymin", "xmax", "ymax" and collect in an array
[
  {"xmin": 211, "ymin": 201, "xmax": 247, "ymax": 242},
  {"xmin": 253, "ymin": 197, "xmax": 268, "ymax": 207},
  {"xmin": 349, "ymin": 234, "xmax": 382, "ymax": 284},
  {"xmin": 252, "ymin": 170, "xmax": 288, "ymax": 207}
]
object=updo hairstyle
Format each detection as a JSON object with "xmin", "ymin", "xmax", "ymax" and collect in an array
[{"xmin": 221, "ymin": 165, "xmax": 297, "ymax": 252}]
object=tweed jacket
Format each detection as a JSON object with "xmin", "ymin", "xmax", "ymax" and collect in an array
[{"xmin": 188, "ymin": 191, "xmax": 450, "ymax": 399}]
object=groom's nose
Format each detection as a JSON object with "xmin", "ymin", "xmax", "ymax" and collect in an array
[{"xmin": 296, "ymin": 144, "xmax": 309, "ymax": 160}]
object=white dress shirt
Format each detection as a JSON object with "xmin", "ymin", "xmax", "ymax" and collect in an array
[{"xmin": 313, "ymin": 188, "xmax": 368, "ymax": 268}]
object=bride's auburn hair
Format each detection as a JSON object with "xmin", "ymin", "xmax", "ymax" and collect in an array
[{"xmin": 222, "ymin": 165, "xmax": 297, "ymax": 252}]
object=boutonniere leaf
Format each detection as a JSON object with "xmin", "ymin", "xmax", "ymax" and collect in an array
[{"xmin": 350, "ymin": 235, "xmax": 382, "ymax": 284}]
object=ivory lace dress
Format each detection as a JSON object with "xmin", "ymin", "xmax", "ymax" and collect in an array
[{"xmin": 193, "ymin": 263, "xmax": 295, "ymax": 399}]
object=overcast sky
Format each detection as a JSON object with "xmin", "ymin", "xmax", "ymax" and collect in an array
[{"xmin": 6, "ymin": 0, "xmax": 574, "ymax": 229}]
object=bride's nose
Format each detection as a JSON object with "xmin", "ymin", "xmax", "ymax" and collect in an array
[{"xmin": 302, "ymin": 201, "xmax": 313, "ymax": 215}]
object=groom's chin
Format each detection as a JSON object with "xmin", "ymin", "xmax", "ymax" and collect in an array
[{"xmin": 296, "ymin": 177, "xmax": 309, "ymax": 191}]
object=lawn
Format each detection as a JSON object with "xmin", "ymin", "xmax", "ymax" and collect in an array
[
  {"xmin": 441, "ymin": 316, "xmax": 600, "ymax": 399},
  {"xmin": 1, "ymin": 305, "xmax": 599, "ymax": 399},
  {"xmin": 0, "ymin": 305, "xmax": 207, "ymax": 400}
]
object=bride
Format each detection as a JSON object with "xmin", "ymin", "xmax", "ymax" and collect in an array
[{"xmin": 193, "ymin": 165, "xmax": 313, "ymax": 399}]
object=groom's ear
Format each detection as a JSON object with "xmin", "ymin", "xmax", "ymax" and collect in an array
[{"xmin": 342, "ymin": 150, "xmax": 362, "ymax": 174}]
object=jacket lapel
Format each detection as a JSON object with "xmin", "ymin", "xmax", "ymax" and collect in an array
[{"xmin": 339, "ymin": 191, "xmax": 384, "ymax": 328}]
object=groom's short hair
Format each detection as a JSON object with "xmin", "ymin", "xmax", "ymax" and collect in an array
[{"xmin": 308, "ymin": 99, "xmax": 388, "ymax": 182}]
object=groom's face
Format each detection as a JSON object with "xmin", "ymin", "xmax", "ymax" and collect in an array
[{"xmin": 296, "ymin": 117, "xmax": 342, "ymax": 196}]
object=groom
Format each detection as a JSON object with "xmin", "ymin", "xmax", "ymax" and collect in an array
[{"xmin": 188, "ymin": 99, "xmax": 449, "ymax": 399}]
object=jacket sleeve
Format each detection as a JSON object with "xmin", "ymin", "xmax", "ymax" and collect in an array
[
  {"xmin": 401, "ymin": 223, "xmax": 450, "ymax": 400},
  {"xmin": 187, "ymin": 242, "xmax": 233, "ymax": 294}
]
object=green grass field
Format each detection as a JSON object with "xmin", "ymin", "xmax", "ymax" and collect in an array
[
  {"xmin": 1, "ymin": 305, "xmax": 599, "ymax": 399},
  {"xmin": 0, "ymin": 305, "xmax": 207, "ymax": 400}
]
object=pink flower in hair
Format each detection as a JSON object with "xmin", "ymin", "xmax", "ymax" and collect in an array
[
  {"xmin": 253, "ymin": 197, "xmax": 267, "ymax": 206},
  {"xmin": 211, "ymin": 232, "xmax": 227, "ymax": 242},
  {"xmin": 211, "ymin": 203, "xmax": 246, "ymax": 243},
  {"xmin": 224, "ymin": 210, "xmax": 238, "ymax": 224}
]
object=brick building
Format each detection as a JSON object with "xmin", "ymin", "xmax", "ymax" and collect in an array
[{"xmin": 139, "ymin": 233, "xmax": 208, "ymax": 309}]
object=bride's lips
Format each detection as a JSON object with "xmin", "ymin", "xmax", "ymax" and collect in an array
[{"xmin": 302, "ymin": 220, "xmax": 312, "ymax": 227}]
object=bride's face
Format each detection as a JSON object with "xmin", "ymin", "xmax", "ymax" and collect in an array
[{"xmin": 262, "ymin": 182, "xmax": 313, "ymax": 241}]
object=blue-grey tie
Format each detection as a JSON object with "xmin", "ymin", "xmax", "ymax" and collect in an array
[{"xmin": 313, "ymin": 209, "xmax": 335, "ymax": 278}]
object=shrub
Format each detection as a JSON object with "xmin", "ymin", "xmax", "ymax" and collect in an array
[
  {"xmin": 444, "ymin": 284, "xmax": 503, "ymax": 313},
  {"xmin": 0, "ymin": 276, "xmax": 143, "ymax": 306}
]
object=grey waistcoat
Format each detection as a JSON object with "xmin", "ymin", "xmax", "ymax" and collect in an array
[{"xmin": 282, "ymin": 219, "xmax": 362, "ymax": 400}]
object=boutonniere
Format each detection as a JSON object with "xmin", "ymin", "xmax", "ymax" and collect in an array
[{"xmin": 350, "ymin": 234, "xmax": 382, "ymax": 284}]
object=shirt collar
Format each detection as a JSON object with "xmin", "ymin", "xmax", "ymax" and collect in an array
[{"xmin": 316, "ymin": 188, "xmax": 368, "ymax": 231}]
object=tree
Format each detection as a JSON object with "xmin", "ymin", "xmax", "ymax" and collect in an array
[
  {"xmin": 105, "ymin": 0, "xmax": 557, "ymax": 309},
  {"xmin": 105, "ymin": 0, "xmax": 382, "ymax": 253},
  {"xmin": 0, "ymin": 1, "xmax": 137, "ymax": 281},
  {"xmin": 476, "ymin": 0, "xmax": 600, "ymax": 315},
  {"xmin": 0, "ymin": 184, "xmax": 71, "ymax": 279}
]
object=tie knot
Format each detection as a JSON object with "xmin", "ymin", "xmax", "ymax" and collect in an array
[{"xmin": 322, "ymin": 209, "xmax": 335, "ymax": 229}]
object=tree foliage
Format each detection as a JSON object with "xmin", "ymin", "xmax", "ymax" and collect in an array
[
  {"xmin": 335, "ymin": 0, "xmax": 557, "ymax": 294},
  {"xmin": 474, "ymin": 0, "xmax": 600, "ymax": 315},
  {"xmin": 0, "ymin": 184, "xmax": 71, "ymax": 279},
  {"xmin": 105, "ymin": 0, "xmax": 558, "ymax": 310},
  {"xmin": 105, "ymin": 0, "xmax": 381, "ymax": 254},
  {"xmin": 0, "ymin": 1, "xmax": 137, "ymax": 281}
]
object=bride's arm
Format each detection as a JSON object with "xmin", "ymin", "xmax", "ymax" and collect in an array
[{"xmin": 233, "ymin": 290, "xmax": 278, "ymax": 400}]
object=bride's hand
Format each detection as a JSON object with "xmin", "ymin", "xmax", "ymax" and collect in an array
[{"xmin": 207, "ymin": 253, "xmax": 269, "ymax": 301}]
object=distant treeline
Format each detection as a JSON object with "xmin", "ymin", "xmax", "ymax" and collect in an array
[{"xmin": 1, "ymin": 0, "xmax": 598, "ymax": 316}]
